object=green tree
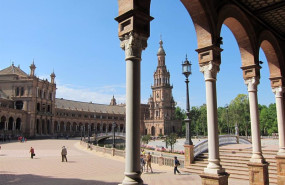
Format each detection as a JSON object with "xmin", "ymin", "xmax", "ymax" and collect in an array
[
  {"xmin": 175, "ymin": 106, "xmax": 186, "ymax": 136},
  {"xmin": 260, "ymin": 103, "xmax": 277, "ymax": 136},
  {"xmin": 165, "ymin": 133, "xmax": 178, "ymax": 152},
  {"xmin": 228, "ymin": 94, "xmax": 250, "ymax": 136},
  {"xmin": 141, "ymin": 134, "xmax": 151, "ymax": 144}
]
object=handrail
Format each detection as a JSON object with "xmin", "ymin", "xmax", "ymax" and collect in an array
[{"xmin": 194, "ymin": 135, "xmax": 251, "ymax": 158}]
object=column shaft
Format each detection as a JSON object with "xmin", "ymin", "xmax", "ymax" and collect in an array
[
  {"xmin": 273, "ymin": 87, "xmax": 285, "ymax": 156},
  {"xmin": 125, "ymin": 58, "xmax": 141, "ymax": 173},
  {"xmin": 200, "ymin": 61, "xmax": 224, "ymax": 174},
  {"xmin": 246, "ymin": 78, "xmax": 264, "ymax": 163}
]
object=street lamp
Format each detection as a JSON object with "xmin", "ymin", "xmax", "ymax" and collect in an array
[
  {"xmin": 182, "ymin": 55, "xmax": 193, "ymax": 145},
  {"xmin": 112, "ymin": 122, "xmax": 116, "ymax": 148},
  {"xmin": 225, "ymin": 104, "xmax": 229, "ymax": 135}
]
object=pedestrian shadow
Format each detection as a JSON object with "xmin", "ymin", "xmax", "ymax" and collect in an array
[
  {"xmin": 143, "ymin": 171, "xmax": 166, "ymax": 175},
  {"xmin": 66, "ymin": 161, "xmax": 76, "ymax": 163},
  {"xmin": 0, "ymin": 154, "xmax": 6, "ymax": 156},
  {"xmin": 178, "ymin": 173, "xmax": 191, "ymax": 175},
  {"xmin": 0, "ymin": 173, "xmax": 119, "ymax": 185}
]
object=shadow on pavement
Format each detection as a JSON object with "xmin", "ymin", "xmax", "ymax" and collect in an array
[{"xmin": 0, "ymin": 173, "xmax": 118, "ymax": 185}]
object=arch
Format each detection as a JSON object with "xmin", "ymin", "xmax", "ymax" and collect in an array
[
  {"xmin": 108, "ymin": 124, "xmax": 112, "ymax": 132},
  {"xmin": 151, "ymin": 126, "xmax": 155, "ymax": 136},
  {"xmin": 36, "ymin": 119, "xmax": 40, "ymax": 134},
  {"xmin": 180, "ymin": 0, "xmax": 215, "ymax": 48},
  {"xmin": 67, "ymin": 122, "xmax": 71, "ymax": 132},
  {"xmin": 8, "ymin": 117, "xmax": 13, "ymax": 130},
  {"xmin": 103, "ymin": 123, "xmax": 106, "ymax": 132},
  {"xmin": 37, "ymin": 103, "xmax": 40, "ymax": 111},
  {"xmin": 54, "ymin": 121, "xmax": 58, "ymax": 132},
  {"xmin": 0, "ymin": 116, "xmax": 6, "ymax": 130},
  {"xmin": 72, "ymin": 122, "xmax": 77, "ymax": 132},
  {"xmin": 47, "ymin": 119, "xmax": 50, "ymax": 134},
  {"xmin": 42, "ymin": 119, "xmax": 46, "ymax": 134},
  {"xmin": 60, "ymin": 121, "xmax": 64, "ymax": 132},
  {"xmin": 259, "ymin": 30, "xmax": 284, "ymax": 79},
  {"xmin": 217, "ymin": 4, "xmax": 257, "ymax": 67},
  {"xmin": 97, "ymin": 123, "xmax": 101, "ymax": 132}
]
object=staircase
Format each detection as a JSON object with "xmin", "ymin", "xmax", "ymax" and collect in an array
[{"xmin": 182, "ymin": 147, "xmax": 278, "ymax": 184}]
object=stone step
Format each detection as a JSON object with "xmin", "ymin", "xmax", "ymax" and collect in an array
[
  {"xmin": 193, "ymin": 160, "xmax": 277, "ymax": 170},
  {"xmin": 197, "ymin": 154, "xmax": 277, "ymax": 164},
  {"xmin": 220, "ymin": 148, "xmax": 278, "ymax": 155},
  {"xmin": 186, "ymin": 163, "xmax": 277, "ymax": 174},
  {"xmin": 183, "ymin": 165, "xmax": 277, "ymax": 184},
  {"xmin": 196, "ymin": 157, "xmax": 277, "ymax": 166}
]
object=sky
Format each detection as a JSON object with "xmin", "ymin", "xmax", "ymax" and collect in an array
[{"xmin": 0, "ymin": 0, "xmax": 275, "ymax": 110}]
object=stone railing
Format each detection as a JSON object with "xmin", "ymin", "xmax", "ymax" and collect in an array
[
  {"xmin": 80, "ymin": 140, "xmax": 125, "ymax": 157},
  {"xmin": 194, "ymin": 135, "xmax": 252, "ymax": 158},
  {"xmin": 79, "ymin": 141, "xmax": 185, "ymax": 167}
]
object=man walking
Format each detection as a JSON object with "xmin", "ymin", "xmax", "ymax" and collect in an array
[
  {"xmin": 61, "ymin": 146, "xmax": 67, "ymax": 162},
  {"xmin": 146, "ymin": 152, "xmax": 153, "ymax": 173},
  {"xmin": 174, "ymin": 156, "xmax": 181, "ymax": 175},
  {"xmin": 30, "ymin": 147, "xmax": 35, "ymax": 159}
]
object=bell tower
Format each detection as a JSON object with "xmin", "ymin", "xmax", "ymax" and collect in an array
[{"xmin": 149, "ymin": 39, "xmax": 176, "ymax": 121}]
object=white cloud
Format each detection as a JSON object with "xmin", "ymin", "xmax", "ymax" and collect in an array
[{"xmin": 56, "ymin": 84, "xmax": 126, "ymax": 105}]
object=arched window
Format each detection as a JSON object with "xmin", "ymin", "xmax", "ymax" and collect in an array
[{"xmin": 16, "ymin": 118, "xmax": 21, "ymax": 130}]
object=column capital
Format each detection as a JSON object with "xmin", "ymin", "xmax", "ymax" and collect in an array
[
  {"xmin": 120, "ymin": 32, "xmax": 148, "ymax": 61},
  {"xmin": 245, "ymin": 77, "xmax": 260, "ymax": 92},
  {"xmin": 272, "ymin": 86, "xmax": 284, "ymax": 97},
  {"xmin": 199, "ymin": 61, "xmax": 220, "ymax": 81}
]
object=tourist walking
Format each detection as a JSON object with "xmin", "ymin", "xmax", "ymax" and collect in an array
[
  {"xmin": 61, "ymin": 146, "xmax": 68, "ymax": 162},
  {"xmin": 146, "ymin": 152, "xmax": 153, "ymax": 173},
  {"xmin": 174, "ymin": 156, "xmax": 181, "ymax": 175},
  {"xmin": 30, "ymin": 147, "xmax": 35, "ymax": 159}
]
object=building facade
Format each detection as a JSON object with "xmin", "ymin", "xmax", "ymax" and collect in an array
[
  {"xmin": 143, "ymin": 40, "xmax": 182, "ymax": 136},
  {"xmin": 0, "ymin": 41, "xmax": 181, "ymax": 138},
  {"xmin": 0, "ymin": 62, "xmax": 125, "ymax": 138}
]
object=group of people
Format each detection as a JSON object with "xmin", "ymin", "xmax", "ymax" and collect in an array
[
  {"xmin": 18, "ymin": 136, "xmax": 26, "ymax": 143},
  {"xmin": 29, "ymin": 146, "xmax": 68, "ymax": 162},
  {"xmin": 140, "ymin": 149, "xmax": 181, "ymax": 175},
  {"xmin": 140, "ymin": 149, "xmax": 153, "ymax": 173}
]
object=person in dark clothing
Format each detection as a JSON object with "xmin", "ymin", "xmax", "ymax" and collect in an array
[
  {"xmin": 174, "ymin": 156, "xmax": 181, "ymax": 175},
  {"xmin": 30, "ymin": 147, "xmax": 35, "ymax": 159}
]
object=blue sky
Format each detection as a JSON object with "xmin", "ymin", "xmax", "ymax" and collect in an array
[{"xmin": 0, "ymin": 0, "xmax": 274, "ymax": 109}]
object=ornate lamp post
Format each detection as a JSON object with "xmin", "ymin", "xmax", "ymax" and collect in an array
[
  {"xmin": 112, "ymin": 122, "xmax": 116, "ymax": 148},
  {"xmin": 182, "ymin": 55, "xmax": 193, "ymax": 145}
]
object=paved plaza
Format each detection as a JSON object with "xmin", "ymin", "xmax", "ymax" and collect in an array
[{"xmin": 0, "ymin": 138, "xmax": 249, "ymax": 185}]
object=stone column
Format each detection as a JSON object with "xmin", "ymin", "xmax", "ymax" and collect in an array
[
  {"xmin": 196, "ymin": 45, "xmax": 229, "ymax": 185},
  {"xmin": 245, "ymin": 76, "xmax": 269, "ymax": 185},
  {"xmin": 245, "ymin": 77, "xmax": 264, "ymax": 163},
  {"xmin": 119, "ymin": 32, "xmax": 147, "ymax": 185},
  {"xmin": 200, "ymin": 61, "xmax": 224, "ymax": 174},
  {"xmin": 272, "ymin": 86, "xmax": 285, "ymax": 156},
  {"xmin": 272, "ymin": 86, "xmax": 285, "ymax": 185}
]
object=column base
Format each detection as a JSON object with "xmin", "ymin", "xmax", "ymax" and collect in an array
[
  {"xmin": 184, "ymin": 145, "xmax": 194, "ymax": 166},
  {"xmin": 200, "ymin": 172, "xmax": 229, "ymax": 185},
  {"xmin": 119, "ymin": 172, "xmax": 143, "ymax": 185},
  {"xmin": 248, "ymin": 162, "xmax": 269, "ymax": 185},
  {"xmin": 276, "ymin": 155, "xmax": 285, "ymax": 185}
]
